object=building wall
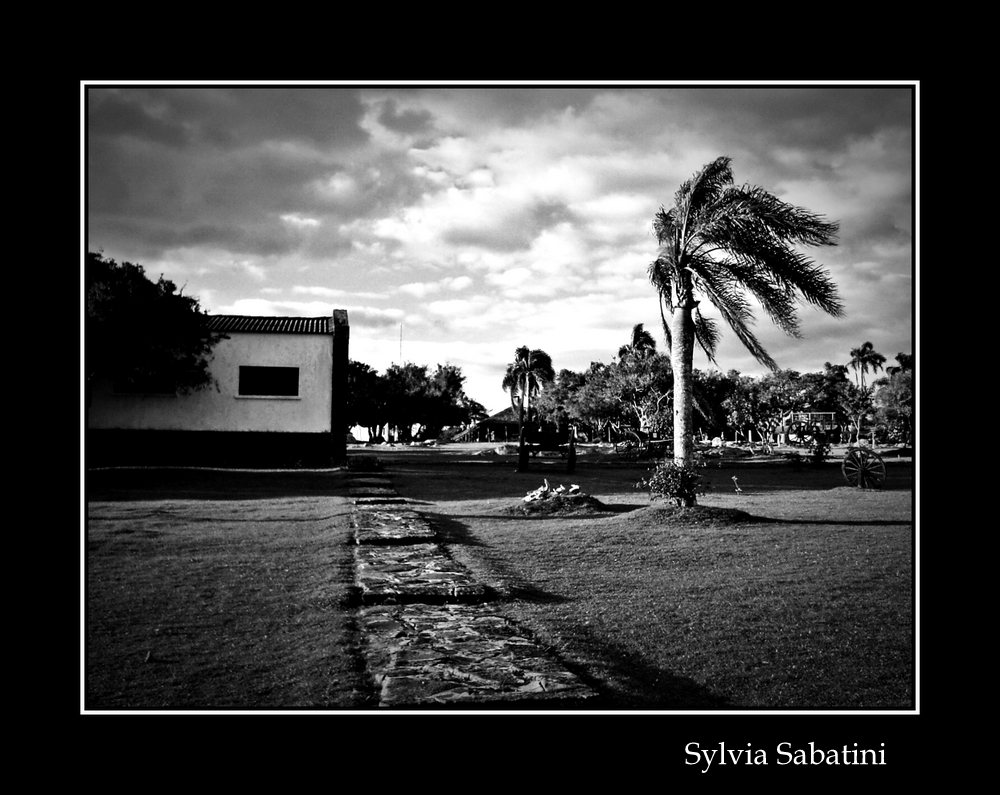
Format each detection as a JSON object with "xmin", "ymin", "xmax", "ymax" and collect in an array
[
  {"xmin": 88, "ymin": 331, "xmax": 333, "ymax": 434},
  {"xmin": 87, "ymin": 311, "xmax": 349, "ymax": 467}
]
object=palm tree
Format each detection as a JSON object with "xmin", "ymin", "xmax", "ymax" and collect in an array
[
  {"xmin": 885, "ymin": 352, "xmax": 913, "ymax": 377},
  {"xmin": 848, "ymin": 341, "xmax": 887, "ymax": 390},
  {"xmin": 649, "ymin": 156, "xmax": 843, "ymax": 468},
  {"xmin": 502, "ymin": 346, "xmax": 555, "ymax": 471},
  {"xmin": 618, "ymin": 323, "xmax": 657, "ymax": 361}
]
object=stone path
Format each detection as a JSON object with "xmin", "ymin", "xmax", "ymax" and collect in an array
[{"xmin": 348, "ymin": 466, "xmax": 596, "ymax": 709}]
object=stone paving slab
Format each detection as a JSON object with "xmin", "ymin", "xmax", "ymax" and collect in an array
[
  {"xmin": 347, "ymin": 480, "xmax": 398, "ymax": 494},
  {"xmin": 349, "ymin": 485, "xmax": 400, "ymax": 499},
  {"xmin": 354, "ymin": 496, "xmax": 410, "ymax": 506},
  {"xmin": 354, "ymin": 544, "xmax": 488, "ymax": 604},
  {"xmin": 360, "ymin": 603, "xmax": 596, "ymax": 708},
  {"xmin": 352, "ymin": 507, "xmax": 437, "ymax": 544},
  {"xmin": 347, "ymin": 474, "xmax": 394, "ymax": 482}
]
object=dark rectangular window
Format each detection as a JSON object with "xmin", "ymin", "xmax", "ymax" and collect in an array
[{"xmin": 238, "ymin": 366, "xmax": 299, "ymax": 396}]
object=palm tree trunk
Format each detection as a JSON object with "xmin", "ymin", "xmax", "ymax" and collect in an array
[
  {"xmin": 517, "ymin": 377, "xmax": 528, "ymax": 472},
  {"xmin": 671, "ymin": 303, "xmax": 695, "ymax": 467}
]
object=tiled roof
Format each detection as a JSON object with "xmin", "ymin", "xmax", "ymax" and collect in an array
[
  {"xmin": 206, "ymin": 315, "xmax": 333, "ymax": 334},
  {"xmin": 485, "ymin": 406, "xmax": 519, "ymax": 423}
]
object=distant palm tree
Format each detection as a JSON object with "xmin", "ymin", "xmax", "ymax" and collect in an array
[
  {"xmin": 502, "ymin": 346, "xmax": 555, "ymax": 471},
  {"xmin": 649, "ymin": 156, "xmax": 843, "ymax": 469},
  {"xmin": 886, "ymin": 352, "xmax": 913, "ymax": 377},
  {"xmin": 618, "ymin": 323, "xmax": 657, "ymax": 361},
  {"xmin": 848, "ymin": 341, "xmax": 887, "ymax": 389}
]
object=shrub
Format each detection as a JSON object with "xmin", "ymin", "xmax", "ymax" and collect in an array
[
  {"xmin": 807, "ymin": 433, "xmax": 831, "ymax": 465},
  {"xmin": 637, "ymin": 459, "xmax": 706, "ymax": 507}
]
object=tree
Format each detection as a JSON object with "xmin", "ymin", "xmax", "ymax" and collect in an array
[
  {"xmin": 724, "ymin": 370, "xmax": 803, "ymax": 447},
  {"xmin": 885, "ymin": 352, "xmax": 914, "ymax": 377},
  {"xmin": 648, "ymin": 156, "xmax": 843, "ymax": 469},
  {"xmin": 346, "ymin": 360, "xmax": 386, "ymax": 439},
  {"xmin": 840, "ymin": 384, "xmax": 875, "ymax": 445},
  {"xmin": 617, "ymin": 322, "xmax": 657, "ymax": 362},
  {"xmin": 560, "ymin": 362, "xmax": 622, "ymax": 442},
  {"xmin": 848, "ymin": 341, "xmax": 887, "ymax": 390},
  {"xmin": 873, "ymin": 352, "xmax": 913, "ymax": 446},
  {"xmin": 689, "ymin": 368, "xmax": 740, "ymax": 439},
  {"xmin": 798, "ymin": 362, "xmax": 852, "ymax": 413},
  {"xmin": 534, "ymin": 368, "xmax": 588, "ymax": 438},
  {"xmin": 85, "ymin": 251, "xmax": 225, "ymax": 410},
  {"xmin": 361, "ymin": 361, "xmax": 484, "ymax": 443},
  {"xmin": 424, "ymin": 363, "xmax": 487, "ymax": 439},
  {"xmin": 502, "ymin": 346, "xmax": 555, "ymax": 471},
  {"xmin": 599, "ymin": 351, "xmax": 673, "ymax": 436}
]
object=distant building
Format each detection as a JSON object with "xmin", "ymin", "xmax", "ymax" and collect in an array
[
  {"xmin": 452, "ymin": 406, "xmax": 520, "ymax": 443},
  {"xmin": 87, "ymin": 311, "xmax": 349, "ymax": 467}
]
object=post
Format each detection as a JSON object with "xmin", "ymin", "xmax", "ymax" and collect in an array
[
  {"xmin": 517, "ymin": 362, "xmax": 529, "ymax": 473},
  {"xmin": 566, "ymin": 424, "xmax": 576, "ymax": 474},
  {"xmin": 330, "ymin": 310, "xmax": 350, "ymax": 464}
]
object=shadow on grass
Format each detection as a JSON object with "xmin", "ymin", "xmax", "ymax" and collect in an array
[
  {"xmin": 425, "ymin": 510, "xmax": 733, "ymax": 710},
  {"xmin": 428, "ymin": 513, "xmax": 568, "ymax": 605},
  {"xmin": 553, "ymin": 624, "xmax": 736, "ymax": 711},
  {"xmin": 768, "ymin": 518, "xmax": 913, "ymax": 527},
  {"xmin": 87, "ymin": 467, "xmax": 351, "ymax": 502}
]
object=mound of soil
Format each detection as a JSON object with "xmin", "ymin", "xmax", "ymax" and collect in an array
[
  {"xmin": 621, "ymin": 503, "xmax": 758, "ymax": 528},
  {"xmin": 500, "ymin": 493, "xmax": 610, "ymax": 517}
]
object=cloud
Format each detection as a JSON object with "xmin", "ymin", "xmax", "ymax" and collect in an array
[
  {"xmin": 399, "ymin": 281, "xmax": 441, "ymax": 298},
  {"xmin": 293, "ymin": 285, "xmax": 348, "ymax": 297},
  {"xmin": 87, "ymin": 84, "xmax": 915, "ymax": 411},
  {"xmin": 348, "ymin": 306, "xmax": 408, "ymax": 329},
  {"xmin": 281, "ymin": 213, "xmax": 320, "ymax": 228}
]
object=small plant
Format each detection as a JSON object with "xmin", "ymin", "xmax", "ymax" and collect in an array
[
  {"xmin": 807, "ymin": 434, "xmax": 831, "ymax": 465},
  {"xmin": 636, "ymin": 459, "xmax": 706, "ymax": 507}
]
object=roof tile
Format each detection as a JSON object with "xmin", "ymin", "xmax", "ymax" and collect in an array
[{"xmin": 205, "ymin": 315, "xmax": 333, "ymax": 334}]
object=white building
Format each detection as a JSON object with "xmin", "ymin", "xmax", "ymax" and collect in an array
[{"xmin": 87, "ymin": 311, "xmax": 349, "ymax": 466}]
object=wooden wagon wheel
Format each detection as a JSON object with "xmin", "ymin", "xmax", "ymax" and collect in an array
[
  {"xmin": 786, "ymin": 421, "xmax": 806, "ymax": 445},
  {"xmin": 615, "ymin": 431, "xmax": 641, "ymax": 461},
  {"xmin": 842, "ymin": 447, "xmax": 887, "ymax": 489}
]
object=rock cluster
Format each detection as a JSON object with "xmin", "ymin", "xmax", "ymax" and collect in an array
[{"xmin": 523, "ymin": 479, "xmax": 580, "ymax": 502}]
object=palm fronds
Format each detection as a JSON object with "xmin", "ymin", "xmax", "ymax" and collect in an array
[{"xmin": 651, "ymin": 156, "xmax": 843, "ymax": 366}]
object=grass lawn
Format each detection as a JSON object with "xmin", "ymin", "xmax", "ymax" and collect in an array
[
  {"xmin": 84, "ymin": 446, "xmax": 915, "ymax": 712},
  {"xmin": 385, "ymin": 446, "xmax": 915, "ymax": 711},
  {"xmin": 85, "ymin": 469, "xmax": 376, "ymax": 710}
]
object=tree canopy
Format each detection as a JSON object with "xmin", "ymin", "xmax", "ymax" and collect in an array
[
  {"xmin": 872, "ymin": 354, "xmax": 914, "ymax": 445},
  {"xmin": 85, "ymin": 251, "xmax": 225, "ymax": 399},
  {"xmin": 648, "ymin": 156, "xmax": 843, "ymax": 468},
  {"xmin": 346, "ymin": 360, "xmax": 486, "ymax": 443},
  {"xmin": 848, "ymin": 341, "xmax": 887, "ymax": 389}
]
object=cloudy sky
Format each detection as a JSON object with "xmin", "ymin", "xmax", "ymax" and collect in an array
[{"xmin": 84, "ymin": 82, "xmax": 916, "ymax": 414}]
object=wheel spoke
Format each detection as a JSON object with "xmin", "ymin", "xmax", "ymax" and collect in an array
[{"xmin": 843, "ymin": 447, "xmax": 886, "ymax": 488}]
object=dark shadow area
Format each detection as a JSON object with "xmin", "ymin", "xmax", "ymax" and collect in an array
[
  {"xmin": 422, "ymin": 512, "xmax": 492, "ymax": 548},
  {"xmin": 540, "ymin": 623, "xmax": 737, "ymax": 710},
  {"xmin": 768, "ymin": 518, "xmax": 913, "ymax": 527},
  {"xmin": 414, "ymin": 509, "xmax": 734, "ymax": 709},
  {"xmin": 87, "ymin": 467, "xmax": 351, "ymax": 502},
  {"xmin": 429, "ymin": 512, "xmax": 569, "ymax": 605},
  {"xmin": 90, "ymin": 513, "xmax": 347, "ymax": 524}
]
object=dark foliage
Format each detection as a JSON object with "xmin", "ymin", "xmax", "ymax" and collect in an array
[
  {"xmin": 86, "ymin": 252, "xmax": 225, "ymax": 399},
  {"xmin": 637, "ymin": 459, "xmax": 707, "ymax": 507}
]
